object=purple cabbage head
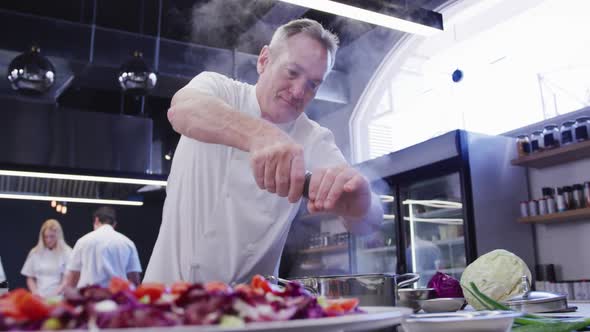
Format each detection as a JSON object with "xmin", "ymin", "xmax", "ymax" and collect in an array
[{"xmin": 427, "ymin": 272, "xmax": 464, "ymax": 298}]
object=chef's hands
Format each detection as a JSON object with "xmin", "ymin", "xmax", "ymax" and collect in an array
[
  {"xmin": 306, "ymin": 165, "xmax": 371, "ymax": 219},
  {"xmin": 249, "ymin": 130, "xmax": 306, "ymax": 203},
  {"xmin": 248, "ymin": 129, "xmax": 371, "ymax": 220}
]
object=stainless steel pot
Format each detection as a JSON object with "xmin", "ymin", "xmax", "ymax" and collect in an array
[
  {"xmin": 269, "ymin": 273, "xmax": 419, "ymax": 307},
  {"xmin": 504, "ymin": 276, "xmax": 571, "ymax": 313}
]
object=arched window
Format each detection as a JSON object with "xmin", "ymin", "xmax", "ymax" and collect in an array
[{"xmin": 350, "ymin": 0, "xmax": 590, "ymax": 162}]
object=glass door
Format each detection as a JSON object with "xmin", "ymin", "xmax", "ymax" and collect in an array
[
  {"xmin": 400, "ymin": 172, "xmax": 467, "ymax": 287},
  {"xmin": 280, "ymin": 204, "xmax": 351, "ymax": 278},
  {"xmin": 352, "ymin": 180, "xmax": 398, "ymax": 274}
]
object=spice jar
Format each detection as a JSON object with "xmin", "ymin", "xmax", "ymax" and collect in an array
[
  {"xmin": 520, "ymin": 201, "xmax": 529, "ymax": 217},
  {"xmin": 560, "ymin": 121, "xmax": 575, "ymax": 146},
  {"xmin": 556, "ymin": 188, "xmax": 567, "ymax": 212},
  {"xmin": 542, "ymin": 124, "xmax": 560, "ymax": 150},
  {"xmin": 538, "ymin": 198, "xmax": 548, "ymax": 215},
  {"xmin": 528, "ymin": 200, "xmax": 539, "ymax": 217},
  {"xmin": 542, "ymin": 187, "xmax": 556, "ymax": 214},
  {"xmin": 515, "ymin": 135, "xmax": 531, "ymax": 157},
  {"xmin": 546, "ymin": 196, "xmax": 556, "ymax": 214},
  {"xmin": 572, "ymin": 184, "xmax": 584, "ymax": 209},
  {"xmin": 530, "ymin": 130, "xmax": 543, "ymax": 153},
  {"xmin": 584, "ymin": 182, "xmax": 590, "ymax": 208},
  {"xmin": 574, "ymin": 117, "xmax": 590, "ymax": 142},
  {"xmin": 562, "ymin": 186, "xmax": 573, "ymax": 210}
]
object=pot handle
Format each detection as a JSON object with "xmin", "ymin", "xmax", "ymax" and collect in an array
[
  {"xmin": 265, "ymin": 275, "xmax": 290, "ymax": 286},
  {"xmin": 265, "ymin": 275, "xmax": 318, "ymax": 295},
  {"xmin": 397, "ymin": 273, "xmax": 420, "ymax": 289}
]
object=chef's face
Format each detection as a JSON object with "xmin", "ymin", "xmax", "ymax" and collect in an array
[
  {"xmin": 43, "ymin": 228, "xmax": 58, "ymax": 250},
  {"xmin": 256, "ymin": 33, "xmax": 330, "ymax": 124}
]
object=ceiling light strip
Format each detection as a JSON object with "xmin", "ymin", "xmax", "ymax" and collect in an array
[
  {"xmin": 0, "ymin": 193, "xmax": 143, "ymax": 206},
  {"xmin": 0, "ymin": 170, "xmax": 167, "ymax": 186},
  {"xmin": 277, "ymin": 0, "xmax": 442, "ymax": 36}
]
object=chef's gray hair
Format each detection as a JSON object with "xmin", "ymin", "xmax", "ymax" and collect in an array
[{"xmin": 269, "ymin": 18, "xmax": 339, "ymax": 71}]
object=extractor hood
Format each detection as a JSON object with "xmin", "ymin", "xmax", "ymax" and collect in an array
[{"xmin": 0, "ymin": 97, "xmax": 165, "ymax": 205}]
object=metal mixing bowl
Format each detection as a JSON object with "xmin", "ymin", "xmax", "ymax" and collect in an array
[{"xmin": 398, "ymin": 288, "xmax": 436, "ymax": 312}]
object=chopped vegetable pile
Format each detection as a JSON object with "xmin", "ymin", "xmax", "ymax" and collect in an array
[{"xmin": 0, "ymin": 275, "xmax": 362, "ymax": 330}]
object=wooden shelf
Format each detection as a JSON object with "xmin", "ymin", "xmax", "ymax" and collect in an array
[
  {"xmin": 432, "ymin": 237, "xmax": 464, "ymax": 246},
  {"xmin": 358, "ymin": 246, "xmax": 396, "ymax": 254},
  {"xmin": 517, "ymin": 207, "xmax": 590, "ymax": 224},
  {"xmin": 511, "ymin": 139, "xmax": 590, "ymax": 168},
  {"xmin": 299, "ymin": 244, "xmax": 348, "ymax": 255}
]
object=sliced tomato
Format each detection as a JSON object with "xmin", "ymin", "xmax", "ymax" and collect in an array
[
  {"xmin": 233, "ymin": 284, "xmax": 253, "ymax": 295},
  {"xmin": 325, "ymin": 298, "xmax": 359, "ymax": 313},
  {"xmin": 204, "ymin": 281, "xmax": 230, "ymax": 293},
  {"xmin": 135, "ymin": 283, "xmax": 166, "ymax": 302},
  {"xmin": 0, "ymin": 288, "xmax": 29, "ymax": 320},
  {"xmin": 108, "ymin": 277, "xmax": 131, "ymax": 294},
  {"xmin": 251, "ymin": 275, "xmax": 272, "ymax": 293},
  {"xmin": 17, "ymin": 292, "xmax": 50, "ymax": 321},
  {"xmin": 4, "ymin": 288, "xmax": 29, "ymax": 302},
  {"xmin": 170, "ymin": 281, "xmax": 191, "ymax": 295},
  {"xmin": 0, "ymin": 301, "xmax": 25, "ymax": 320}
]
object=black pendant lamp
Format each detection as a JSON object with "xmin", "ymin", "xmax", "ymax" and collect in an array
[
  {"xmin": 7, "ymin": 46, "xmax": 56, "ymax": 94},
  {"xmin": 117, "ymin": 51, "xmax": 157, "ymax": 95}
]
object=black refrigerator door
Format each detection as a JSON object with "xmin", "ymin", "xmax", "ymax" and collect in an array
[
  {"xmin": 279, "ymin": 204, "xmax": 351, "ymax": 278},
  {"xmin": 399, "ymin": 172, "xmax": 467, "ymax": 287}
]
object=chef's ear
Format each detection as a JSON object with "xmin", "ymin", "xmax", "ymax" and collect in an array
[{"xmin": 257, "ymin": 45, "xmax": 270, "ymax": 75}]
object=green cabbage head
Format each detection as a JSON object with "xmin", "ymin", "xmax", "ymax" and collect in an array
[{"xmin": 460, "ymin": 249, "xmax": 531, "ymax": 310}]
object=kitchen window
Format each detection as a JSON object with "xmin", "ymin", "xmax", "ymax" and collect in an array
[{"xmin": 351, "ymin": 0, "xmax": 590, "ymax": 162}]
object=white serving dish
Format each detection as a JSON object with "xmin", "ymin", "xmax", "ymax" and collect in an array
[
  {"xmin": 42, "ymin": 307, "xmax": 412, "ymax": 332},
  {"xmin": 400, "ymin": 310, "xmax": 522, "ymax": 332}
]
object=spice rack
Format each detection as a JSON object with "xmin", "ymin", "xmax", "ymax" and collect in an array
[
  {"xmin": 517, "ymin": 207, "xmax": 590, "ymax": 224},
  {"xmin": 511, "ymin": 139, "xmax": 590, "ymax": 168}
]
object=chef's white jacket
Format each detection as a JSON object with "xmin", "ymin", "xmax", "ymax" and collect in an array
[
  {"xmin": 67, "ymin": 224, "xmax": 142, "ymax": 287},
  {"xmin": 21, "ymin": 247, "xmax": 71, "ymax": 297},
  {"xmin": 144, "ymin": 72, "xmax": 346, "ymax": 284},
  {"xmin": 0, "ymin": 256, "xmax": 6, "ymax": 283}
]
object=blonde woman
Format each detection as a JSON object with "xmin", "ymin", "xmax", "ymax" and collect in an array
[{"xmin": 21, "ymin": 219, "xmax": 72, "ymax": 297}]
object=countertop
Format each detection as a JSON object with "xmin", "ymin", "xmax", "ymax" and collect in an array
[
  {"xmin": 389, "ymin": 301, "xmax": 590, "ymax": 332},
  {"xmin": 546, "ymin": 300, "xmax": 590, "ymax": 318}
]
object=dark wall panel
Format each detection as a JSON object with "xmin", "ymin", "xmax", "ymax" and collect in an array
[{"xmin": 0, "ymin": 98, "xmax": 153, "ymax": 175}]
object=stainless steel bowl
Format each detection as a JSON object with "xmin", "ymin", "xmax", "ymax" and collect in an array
[
  {"xmin": 398, "ymin": 288, "xmax": 436, "ymax": 312},
  {"xmin": 420, "ymin": 297, "xmax": 466, "ymax": 313}
]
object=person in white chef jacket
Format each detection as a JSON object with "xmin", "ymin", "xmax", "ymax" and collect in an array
[
  {"xmin": 21, "ymin": 219, "xmax": 72, "ymax": 297},
  {"xmin": 144, "ymin": 18, "xmax": 384, "ymax": 285},
  {"xmin": 0, "ymin": 256, "xmax": 7, "ymax": 294},
  {"xmin": 64, "ymin": 206, "xmax": 142, "ymax": 288}
]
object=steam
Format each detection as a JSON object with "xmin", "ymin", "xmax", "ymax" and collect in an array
[{"xmin": 189, "ymin": 0, "xmax": 273, "ymax": 51}]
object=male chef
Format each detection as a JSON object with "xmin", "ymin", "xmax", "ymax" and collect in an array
[{"xmin": 145, "ymin": 18, "xmax": 383, "ymax": 284}]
